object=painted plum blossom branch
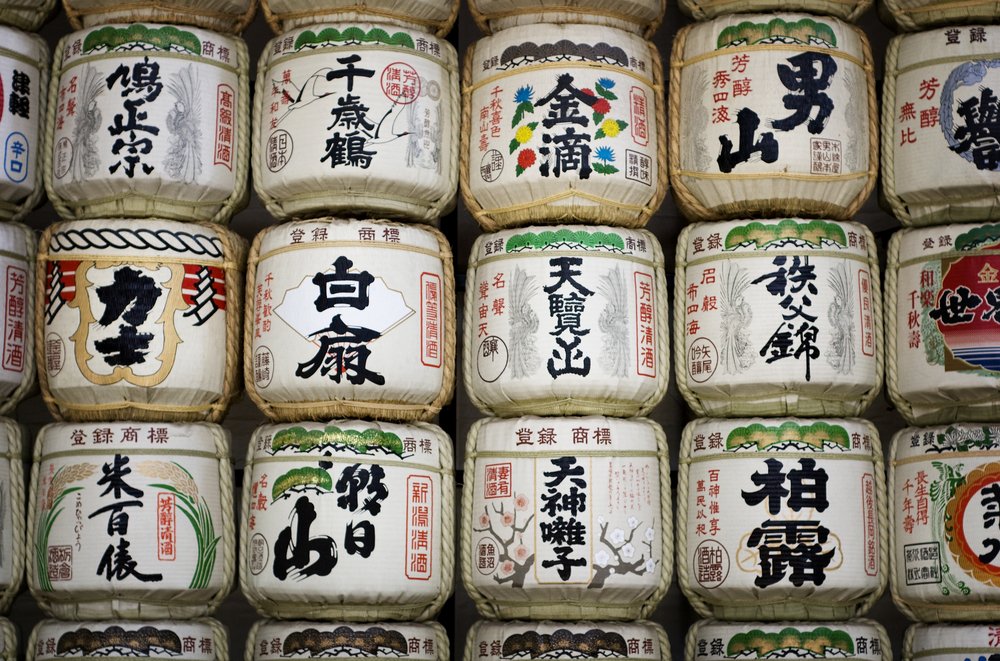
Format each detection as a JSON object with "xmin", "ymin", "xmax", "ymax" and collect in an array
[
  {"xmin": 589, "ymin": 516, "xmax": 656, "ymax": 589},
  {"xmin": 473, "ymin": 493, "xmax": 535, "ymax": 588}
]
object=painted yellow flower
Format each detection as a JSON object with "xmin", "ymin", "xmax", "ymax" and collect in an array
[
  {"xmin": 601, "ymin": 118, "xmax": 621, "ymax": 137},
  {"xmin": 515, "ymin": 125, "xmax": 534, "ymax": 144}
]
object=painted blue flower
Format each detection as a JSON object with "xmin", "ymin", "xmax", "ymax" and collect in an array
[
  {"xmin": 595, "ymin": 146, "xmax": 615, "ymax": 163},
  {"xmin": 514, "ymin": 85, "xmax": 534, "ymax": 103},
  {"xmin": 597, "ymin": 77, "xmax": 616, "ymax": 90}
]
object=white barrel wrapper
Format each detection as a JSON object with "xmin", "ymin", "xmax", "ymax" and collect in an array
[
  {"xmin": 246, "ymin": 620, "xmax": 448, "ymax": 661},
  {"xmin": 0, "ymin": 27, "xmax": 46, "ymax": 221},
  {"xmin": 468, "ymin": 0, "xmax": 664, "ymax": 36},
  {"xmin": 676, "ymin": 219, "xmax": 882, "ymax": 417},
  {"xmin": 679, "ymin": 418, "xmax": 887, "ymax": 620},
  {"xmin": 463, "ymin": 416, "xmax": 671, "ymax": 620},
  {"xmin": 883, "ymin": 27, "xmax": 1000, "ymax": 226},
  {"xmin": 0, "ymin": 223, "xmax": 34, "ymax": 416},
  {"xmin": 241, "ymin": 421, "xmax": 453, "ymax": 620},
  {"xmin": 246, "ymin": 219, "xmax": 453, "ymax": 423},
  {"xmin": 0, "ymin": 0, "xmax": 56, "ymax": 31},
  {"xmin": 0, "ymin": 420, "xmax": 22, "ymax": 615},
  {"xmin": 28, "ymin": 619, "xmax": 226, "ymax": 660},
  {"xmin": 465, "ymin": 226, "xmax": 668, "ymax": 417},
  {"xmin": 678, "ymin": 0, "xmax": 870, "ymax": 21},
  {"xmin": 463, "ymin": 24, "xmax": 664, "ymax": 230},
  {"xmin": 254, "ymin": 24, "xmax": 458, "ymax": 223},
  {"xmin": 890, "ymin": 424, "xmax": 1000, "ymax": 621},
  {"xmin": 467, "ymin": 620, "xmax": 670, "ymax": 661},
  {"xmin": 45, "ymin": 24, "xmax": 249, "ymax": 224},
  {"xmin": 686, "ymin": 620, "xmax": 889, "ymax": 661},
  {"xmin": 62, "ymin": 0, "xmax": 256, "ymax": 33},
  {"xmin": 261, "ymin": 0, "xmax": 458, "ymax": 35},
  {"xmin": 904, "ymin": 624, "xmax": 1000, "ymax": 660},
  {"xmin": 887, "ymin": 224, "xmax": 1000, "ymax": 425},
  {"xmin": 671, "ymin": 15, "xmax": 875, "ymax": 221},
  {"xmin": 882, "ymin": 1, "xmax": 1000, "ymax": 31},
  {"xmin": 28, "ymin": 423, "xmax": 233, "ymax": 619},
  {"xmin": 38, "ymin": 219, "xmax": 242, "ymax": 423}
]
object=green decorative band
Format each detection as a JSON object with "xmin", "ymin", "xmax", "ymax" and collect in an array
[
  {"xmin": 718, "ymin": 18, "xmax": 838, "ymax": 49},
  {"xmin": 725, "ymin": 420, "xmax": 852, "ymax": 450},
  {"xmin": 294, "ymin": 26, "xmax": 415, "ymax": 51},
  {"xmin": 726, "ymin": 626, "xmax": 855, "ymax": 657},
  {"xmin": 505, "ymin": 229, "xmax": 627, "ymax": 253},
  {"xmin": 724, "ymin": 219, "xmax": 848, "ymax": 249},
  {"xmin": 83, "ymin": 24, "xmax": 201, "ymax": 55},
  {"xmin": 271, "ymin": 425, "xmax": 405, "ymax": 458}
]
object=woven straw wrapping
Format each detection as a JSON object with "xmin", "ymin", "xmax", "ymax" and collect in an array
[
  {"xmin": 240, "ymin": 421, "xmax": 454, "ymax": 621},
  {"xmin": 62, "ymin": 0, "xmax": 256, "ymax": 33},
  {"xmin": 669, "ymin": 15, "xmax": 877, "ymax": 223},
  {"xmin": 467, "ymin": 0, "xmax": 665, "ymax": 38},
  {"xmin": 675, "ymin": 219, "xmax": 884, "ymax": 417},
  {"xmin": 27, "ymin": 618, "xmax": 228, "ymax": 660},
  {"xmin": 0, "ymin": 619, "xmax": 12, "ymax": 661},
  {"xmin": 465, "ymin": 621, "xmax": 671, "ymax": 661},
  {"xmin": 903, "ymin": 623, "xmax": 1000, "ymax": 660},
  {"xmin": 43, "ymin": 24, "xmax": 251, "ymax": 224},
  {"xmin": 0, "ymin": 420, "xmax": 23, "ymax": 616},
  {"xmin": 881, "ymin": 28, "xmax": 1000, "ymax": 226},
  {"xmin": 0, "ymin": 223, "xmax": 37, "ymax": 417},
  {"xmin": 460, "ymin": 23, "xmax": 667, "ymax": 231},
  {"xmin": 244, "ymin": 218, "xmax": 455, "ymax": 423},
  {"xmin": 881, "ymin": 0, "xmax": 1000, "ymax": 31},
  {"xmin": 677, "ymin": 418, "xmax": 888, "ymax": 620},
  {"xmin": 889, "ymin": 424, "xmax": 1000, "ymax": 621},
  {"xmin": 885, "ymin": 224, "xmax": 1000, "ymax": 425},
  {"xmin": 463, "ymin": 225, "xmax": 669, "ymax": 417},
  {"xmin": 245, "ymin": 620, "xmax": 449, "ymax": 661},
  {"xmin": 0, "ymin": 0, "xmax": 56, "ymax": 31},
  {"xmin": 685, "ymin": 619, "xmax": 891, "ymax": 661},
  {"xmin": 261, "ymin": 0, "xmax": 458, "ymax": 36},
  {"xmin": 678, "ymin": 0, "xmax": 871, "ymax": 21},
  {"xmin": 462, "ymin": 416, "xmax": 673, "ymax": 620},
  {"xmin": 252, "ymin": 24, "xmax": 458, "ymax": 223},
  {"xmin": 27, "ymin": 422, "xmax": 235, "ymax": 619}
]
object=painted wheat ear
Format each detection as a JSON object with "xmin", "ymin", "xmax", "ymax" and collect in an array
[
  {"xmin": 44, "ymin": 463, "xmax": 97, "ymax": 509},
  {"xmin": 137, "ymin": 460, "xmax": 199, "ymax": 501}
]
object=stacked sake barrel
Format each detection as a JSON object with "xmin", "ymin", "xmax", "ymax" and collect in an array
[
  {"xmin": 23, "ymin": 1, "xmax": 260, "ymax": 658},
  {"xmin": 880, "ymin": 6, "xmax": 1000, "ymax": 654},
  {"xmin": 669, "ymin": 3, "xmax": 892, "ymax": 657},
  {"xmin": 460, "ymin": 1, "xmax": 672, "ymax": 657},
  {"xmin": 239, "ymin": 2, "xmax": 459, "ymax": 658}
]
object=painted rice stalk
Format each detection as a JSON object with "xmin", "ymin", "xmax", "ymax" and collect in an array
[{"xmin": 35, "ymin": 463, "xmax": 97, "ymax": 592}]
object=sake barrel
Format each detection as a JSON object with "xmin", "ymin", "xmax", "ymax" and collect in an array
[
  {"xmin": 686, "ymin": 620, "xmax": 890, "ymax": 661},
  {"xmin": 466, "ymin": 621, "xmax": 671, "ymax": 661},
  {"xmin": 676, "ymin": 219, "xmax": 882, "ymax": 417},
  {"xmin": 246, "ymin": 620, "xmax": 448, "ymax": 661},
  {"xmin": 45, "ymin": 24, "xmax": 250, "ymax": 224},
  {"xmin": 883, "ymin": 27, "xmax": 1000, "ymax": 226},
  {"xmin": 261, "ymin": 0, "xmax": 458, "ymax": 36},
  {"xmin": 28, "ymin": 619, "xmax": 227, "ymax": 659},
  {"xmin": 464, "ymin": 226, "xmax": 668, "ymax": 417},
  {"xmin": 462, "ymin": 416, "xmax": 671, "ymax": 620},
  {"xmin": 37, "ymin": 220, "xmax": 244, "ymax": 423},
  {"xmin": 253, "ymin": 24, "xmax": 458, "ymax": 223},
  {"xmin": 678, "ymin": 0, "xmax": 871, "ymax": 21},
  {"xmin": 886, "ymin": 224, "xmax": 1000, "ymax": 425},
  {"xmin": 28, "ymin": 422, "xmax": 234, "ymax": 619},
  {"xmin": 888, "ymin": 424, "xmax": 1000, "ymax": 621},
  {"xmin": 881, "ymin": 0, "xmax": 1000, "ymax": 31},
  {"xmin": 670, "ymin": 15, "xmax": 876, "ymax": 222},
  {"xmin": 678, "ymin": 418, "xmax": 887, "ymax": 620},
  {"xmin": 0, "ymin": 0, "xmax": 56, "ymax": 31},
  {"xmin": 0, "ymin": 28, "xmax": 47, "ymax": 222},
  {"xmin": 462, "ymin": 24, "xmax": 665, "ymax": 231},
  {"xmin": 0, "ymin": 420, "xmax": 23, "ymax": 614},
  {"xmin": 245, "ymin": 219, "xmax": 454, "ymax": 423},
  {"xmin": 62, "ymin": 0, "xmax": 256, "ymax": 33},
  {"xmin": 467, "ymin": 0, "xmax": 664, "ymax": 37},
  {"xmin": 904, "ymin": 624, "xmax": 1000, "ymax": 661},
  {"xmin": 241, "ymin": 421, "xmax": 453, "ymax": 620},
  {"xmin": 0, "ymin": 223, "xmax": 35, "ymax": 416}
]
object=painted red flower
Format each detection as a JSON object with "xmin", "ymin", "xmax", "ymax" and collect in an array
[
  {"xmin": 518, "ymin": 148, "xmax": 536, "ymax": 169},
  {"xmin": 593, "ymin": 98, "xmax": 611, "ymax": 115},
  {"xmin": 582, "ymin": 88, "xmax": 595, "ymax": 98}
]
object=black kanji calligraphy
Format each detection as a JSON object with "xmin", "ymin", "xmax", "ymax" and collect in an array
[
  {"xmin": 771, "ymin": 52, "xmax": 837, "ymax": 134},
  {"xmin": 335, "ymin": 463, "xmax": 389, "ymax": 516},
  {"xmin": 535, "ymin": 73, "xmax": 599, "ymax": 179},
  {"xmin": 273, "ymin": 495, "xmax": 338, "ymax": 579},
  {"xmin": 106, "ymin": 56, "xmax": 163, "ymax": 177},
  {"xmin": 93, "ymin": 266, "xmax": 162, "ymax": 368},
  {"xmin": 321, "ymin": 55, "xmax": 377, "ymax": 169},
  {"xmin": 952, "ymin": 87, "xmax": 1000, "ymax": 170},
  {"xmin": 545, "ymin": 257, "xmax": 595, "ymax": 378},
  {"xmin": 930, "ymin": 286, "xmax": 983, "ymax": 324},
  {"xmin": 718, "ymin": 108, "xmax": 779, "ymax": 173}
]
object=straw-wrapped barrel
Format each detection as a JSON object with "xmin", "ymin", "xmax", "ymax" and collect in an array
[
  {"xmin": 260, "ymin": 0, "xmax": 458, "ymax": 36},
  {"xmin": 467, "ymin": 621, "xmax": 671, "ymax": 661},
  {"xmin": 246, "ymin": 620, "xmax": 448, "ymax": 661},
  {"xmin": 61, "ymin": 0, "xmax": 256, "ymax": 33},
  {"xmin": 28, "ymin": 618, "xmax": 227, "ymax": 659},
  {"xmin": 467, "ymin": 0, "xmax": 665, "ymax": 37},
  {"xmin": 685, "ymin": 620, "xmax": 889, "ymax": 661}
]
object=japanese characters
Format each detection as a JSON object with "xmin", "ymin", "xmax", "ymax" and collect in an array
[
  {"xmin": 0, "ymin": 223, "xmax": 33, "ymax": 415},
  {"xmin": 29, "ymin": 619, "xmax": 223, "ymax": 660},
  {"xmin": 467, "ymin": 620, "xmax": 668, "ymax": 661},
  {"xmin": 0, "ymin": 27, "xmax": 46, "ymax": 221},
  {"xmin": 248, "ymin": 620, "xmax": 444, "ymax": 660},
  {"xmin": 688, "ymin": 620, "xmax": 887, "ymax": 661}
]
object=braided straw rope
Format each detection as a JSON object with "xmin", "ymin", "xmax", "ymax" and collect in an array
[
  {"xmin": 241, "ymin": 421, "xmax": 454, "ymax": 621},
  {"xmin": 252, "ymin": 31, "xmax": 459, "ymax": 223},
  {"xmin": 0, "ymin": 618, "xmax": 12, "ymax": 661},
  {"xmin": 669, "ymin": 22, "xmax": 878, "ymax": 223},
  {"xmin": 261, "ymin": 0, "xmax": 459, "ymax": 36},
  {"xmin": 0, "ymin": 419, "xmax": 23, "ymax": 615},
  {"xmin": 903, "ymin": 624, "xmax": 916, "ymax": 661},
  {"xmin": 880, "ymin": 35, "xmax": 911, "ymax": 225},
  {"xmin": 886, "ymin": 429, "xmax": 919, "ymax": 622},
  {"xmin": 677, "ymin": 418, "xmax": 888, "ymax": 620},
  {"xmin": 34, "ymin": 221, "xmax": 246, "ymax": 423},
  {"xmin": 243, "ymin": 219, "xmax": 455, "ymax": 423},
  {"xmin": 674, "ymin": 222, "xmax": 884, "ymax": 417},
  {"xmin": 62, "ymin": 0, "xmax": 257, "ymax": 33},
  {"xmin": 26, "ymin": 423, "xmax": 234, "ymax": 619},
  {"xmin": 0, "ymin": 1, "xmax": 56, "ymax": 31},
  {"xmin": 0, "ymin": 33, "xmax": 48, "ymax": 223},
  {"xmin": 883, "ymin": 0, "xmax": 1000, "ymax": 31},
  {"xmin": 467, "ymin": 0, "xmax": 666, "ymax": 38},
  {"xmin": 463, "ymin": 227, "xmax": 670, "ymax": 417},
  {"xmin": 459, "ymin": 33, "xmax": 667, "ymax": 232},
  {"xmin": 461, "ymin": 417, "xmax": 672, "ymax": 620},
  {"xmin": 243, "ymin": 619, "xmax": 262, "ymax": 661},
  {"xmin": 206, "ymin": 617, "xmax": 229, "ymax": 661},
  {"xmin": 0, "ymin": 224, "xmax": 37, "ymax": 417},
  {"xmin": 43, "ymin": 31, "xmax": 251, "ymax": 225},
  {"xmin": 677, "ymin": 0, "xmax": 871, "ymax": 21}
]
